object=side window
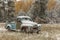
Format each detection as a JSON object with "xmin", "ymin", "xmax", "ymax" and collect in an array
[{"xmin": 17, "ymin": 18, "xmax": 21, "ymax": 22}]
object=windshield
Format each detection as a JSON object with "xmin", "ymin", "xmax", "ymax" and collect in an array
[
  {"xmin": 17, "ymin": 17, "xmax": 33, "ymax": 21},
  {"xmin": 21, "ymin": 18, "xmax": 32, "ymax": 21}
]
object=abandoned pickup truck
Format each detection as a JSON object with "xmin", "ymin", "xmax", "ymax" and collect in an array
[{"xmin": 5, "ymin": 16, "xmax": 41, "ymax": 33}]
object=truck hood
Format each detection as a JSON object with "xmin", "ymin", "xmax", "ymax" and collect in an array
[
  {"xmin": 21, "ymin": 20, "xmax": 37, "ymax": 25},
  {"xmin": 21, "ymin": 20, "xmax": 42, "ymax": 27}
]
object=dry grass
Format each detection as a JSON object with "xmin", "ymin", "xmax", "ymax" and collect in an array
[{"xmin": 0, "ymin": 24, "xmax": 60, "ymax": 40}]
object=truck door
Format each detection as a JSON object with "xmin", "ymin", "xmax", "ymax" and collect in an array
[{"xmin": 16, "ymin": 19, "xmax": 21, "ymax": 29}]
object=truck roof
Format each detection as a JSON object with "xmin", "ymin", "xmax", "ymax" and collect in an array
[{"xmin": 17, "ymin": 16, "xmax": 31, "ymax": 18}]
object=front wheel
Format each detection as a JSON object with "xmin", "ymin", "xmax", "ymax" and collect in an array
[
  {"xmin": 36, "ymin": 30, "xmax": 39, "ymax": 34},
  {"xmin": 36, "ymin": 30, "xmax": 41, "ymax": 34}
]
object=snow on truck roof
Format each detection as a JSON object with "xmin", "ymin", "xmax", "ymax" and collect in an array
[{"xmin": 17, "ymin": 16, "xmax": 31, "ymax": 18}]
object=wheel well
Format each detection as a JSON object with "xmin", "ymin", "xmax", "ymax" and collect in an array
[
  {"xmin": 21, "ymin": 26, "xmax": 28, "ymax": 30},
  {"xmin": 6, "ymin": 26, "xmax": 10, "ymax": 29}
]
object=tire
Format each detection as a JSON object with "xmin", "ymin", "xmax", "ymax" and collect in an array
[
  {"xmin": 7, "ymin": 26, "xmax": 11, "ymax": 31},
  {"xmin": 36, "ymin": 30, "xmax": 40, "ymax": 34},
  {"xmin": 20, "ymin": 27, "xmax": 27, "ymax": 32},
  {"xmin": 37, "ymin": 31, "xmax": 39, "ymax": 34},
  {"xmin": 21, "ymin": 27, "xmax": 25, "ymax": 31}
]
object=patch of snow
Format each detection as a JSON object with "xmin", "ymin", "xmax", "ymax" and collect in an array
[
  {"xmin": 16, "ymin": 0, "xmax": 21, "ymax": 1},
  {"xmin": 56, "ymin": 34, "xmax": 60, "ymax": 40},
  {"xmin": 41, "ymin": 31, "xmax": 49, "ymax": 37},
  {"xmin": 0, "ymin": 28, "xmax": 7, "ymax": 31}
]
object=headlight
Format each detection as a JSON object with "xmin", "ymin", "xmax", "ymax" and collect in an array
[{"xmin": 37, "ymin": 24, "xmax": 41, "ymax": 27}]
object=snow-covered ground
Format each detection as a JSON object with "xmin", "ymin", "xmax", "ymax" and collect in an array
[
  {"xmin": 0, "ymin": 28, "xmax": 7, "ymax": 31},
  {"xmin": 0, "ymin": 23, "xmax": 7, "ymax": 31},
  {"xmin": 0, "ymin": 23, "xmax": 60, "ymax": 40}
]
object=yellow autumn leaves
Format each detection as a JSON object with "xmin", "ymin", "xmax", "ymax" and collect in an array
[
  {"xmin": 15, "ymin": 0, "xmax": 34, "ymax": 13},
  {"xmin": 47, "ymin": 0, "xmax": 56, "ymax": 11},
  {"xmin": 15, "ymin": 0, "xmax": 57, "ymax": 12}
]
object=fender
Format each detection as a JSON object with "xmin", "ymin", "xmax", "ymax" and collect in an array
[{"xmin": 6, "ymin": 24, "xmax": 11, "ymax": 29}]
